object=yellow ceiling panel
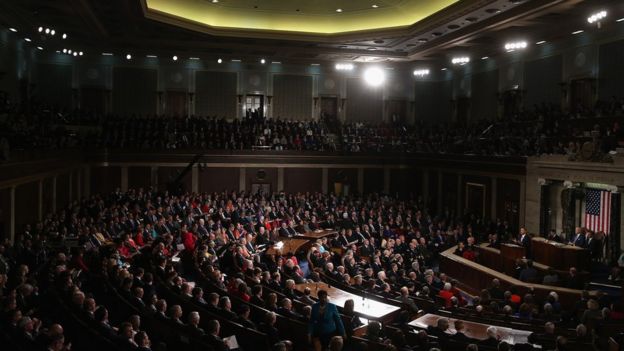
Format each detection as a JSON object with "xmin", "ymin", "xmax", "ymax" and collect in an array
[{"xmin": 145, "ymin": 0, "xmax": 459, "ymax": 35}]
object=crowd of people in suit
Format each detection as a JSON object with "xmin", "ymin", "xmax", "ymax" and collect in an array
[
  {"xmin": 1, "ymin": 95, "xmax": 623, "ymax": 160},
  {"xmin": 1, "ymin": 187, "xmax": 623, "ymax": 351}
]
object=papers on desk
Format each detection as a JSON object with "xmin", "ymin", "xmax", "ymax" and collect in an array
[{"xmin": 223, "ymin": 335, "xmax": 239, "ymax": 350}]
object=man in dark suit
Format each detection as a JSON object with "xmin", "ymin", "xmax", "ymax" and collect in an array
[
  {"xmin": 570, "ymin": 227, "xmax": 586, "ymax": 247},
  {"xmin": 186, "ymin": 311, "xmax": 205, "ymax": 338},
  {"xmin": 204, "ymin": 320, "xmax": 229, "ymax": 351},
  {"xmin": 236, "ymin": 305, "xmax": 257, "ymax": 330},
  {"xmin": 426, "ymin": 317, "xmax": 449, "ymax": 338},
  {"xmin": 517, "ymin": 227, "xmax": 531, "ymax": 258}
]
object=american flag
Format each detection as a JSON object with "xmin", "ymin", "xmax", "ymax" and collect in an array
[{"xmin": 585, "ymin": 189, "xmax": 612, "ymax": 234}]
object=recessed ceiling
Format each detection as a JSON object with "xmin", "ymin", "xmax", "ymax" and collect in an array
[{"xmin": 144, "ymin": 0, "xmax": 459, "ymax": 35}]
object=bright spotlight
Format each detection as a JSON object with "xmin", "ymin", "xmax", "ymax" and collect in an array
[
  {"xmin": 38, "ymin": 27, "xmax": 43, "ymax": 32},
  {"xmin": 504, "ymin": 41, "xmax": 527, "ymax": 51},
  {"xmin": 9, "ymin": 28, "xmax": 17, "ymax": 32},
  {"xmin": 24, "ymin": 38, "xmax": 31, "ymax": 42},
  {"xmin": 79, "ymin": 51, "xmax": 83, "ymax": 56},
  {"xmin": 335, "ymin": 63, "xmax": 354, "ymax": 71},
  {"xmin": 173, "ymin": 55, "xmax": 178, "ymax": 61},
  {"xmin": 126, "ymin": 54, "xmax": 132, "ymax": 60},
  {"xmin": 62, "ymin": 33, "xmax": 67, "ymax": 39},
  {"xmin": 413, "ymin": 69, "xmax": 430, "ymax": 77},
  {"xmin": 73, "ymin": 52, "xmax": 77, "ymax": 56},
  {"xmin": 217, "ymin": 58, "xmax": 222, "ymax": 63},
  {"xmin": 363, "ymin": 67, "xmax": 385, "ymax": 87},
  {"xmin": 45, "ymin": 28, "xmax": 50, "ymax": 34},
  {"xmin": 62, "ymin": 49, "xmax": 67, "ymax": 53},
  {"xmin": 588, "ymin": 10, "xmax": 607, "ymax": 24},
  {"xmin": 67, "ymin": 49, "xmax": 72, "ymax": 54},
  {"xmin": 50, "ymin": 29, "xmax": 55, "ymax": 35},
  {"xmin": 451, "ymin": 57, "xmax": 470, "ymax": 65},
  {"xmin": 260, "ymin": 58, "xmax": 266, "ymax": 64}
]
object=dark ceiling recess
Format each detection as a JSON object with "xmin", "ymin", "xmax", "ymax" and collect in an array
[
  {"xmin": 447, "ymin": 24, "xmax": 460, "ymax": 29},
  {"xmin": 466, "ymin": 17, "xmax": 478, "ymax": 22},
  {"xmin": 432, "ymin": 32, "xmax": 443, "ymax": 37},
  {"xmin": 374, "ymin": 40, "xmax": 384, "ymax": 44}
]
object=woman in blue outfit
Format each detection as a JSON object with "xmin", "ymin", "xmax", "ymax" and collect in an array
[{"xmin": 308, "ymin": 289, "xmax": 346, "ymax": 351}]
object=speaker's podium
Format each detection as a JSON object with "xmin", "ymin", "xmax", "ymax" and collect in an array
[{"xmin": 500, "ymin": 243, "xmax": 525, "ymax": 275}]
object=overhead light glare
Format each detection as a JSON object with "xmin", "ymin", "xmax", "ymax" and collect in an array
[
  {"xmin": 587, "ymin": 10, "xmax": 607, "ymax": 24},
  {"xmin": 45, "ymin": 28, "xmax": 50, "ymax": 34},
  {"xmin": 536, "ymin": 40, "xmax": 546, "ymax": 45},
  {"xmin": 212, "ymin": 0, "xmax": 219, "ymax": 2},
  {"xmin": 311, "ymin": 63, "xmax": 320, "ymax": 66},
  {"xmin": 441, "ymin": 68, "xmax": 447, "ymax": 71},
  {"xmin": 271, "ymin": 61, "xmax": 281, "ymax": 64},
  {"xmin": 62, "ymin": 49, "xmax": 67, "ymax": 53},
  {"xmin": 37, "ymin": 46, "xmax": 43, "ymax": 51},
  {"xmin": 217, "ymin": 58, "xmax": 223, "ymax": 63},
  {"xmin": 481, "ymin": 56, "xmax": 489, "ymax": 60},
  {"xmin": 572, "ymin": 30, "xmax": 584, "ymax": 35},
  {"xmin": 126, "ymin": 54, "xmax": 132, "ymax": 60},
  {"xmin": 146, "ymin": 55, "xmax": 157, "ymax": 58},
  {"xmin": 50, "ymin": 29, "xmax": 55, "ymax": 35},
  {"xmin": 79, "ymin": 51, "xmax": 83, "ymax": 56},
  {"xmin": 102, "ymin": 52, "xmax": 113, "ymax": 56},
  {"xmin": 172, "ymin": 55, "xmax": 178, "ymax": 61},
  {"xmin": 73, "ymin": 52, "xmax": 77, "ymax": 57},
  {"xmin": 451, "ymin": 57, "xmax": 470, "ymax": 65},
  {"xmin": 260, "ymin": 58, "xmax": 266, "ymax": 64},
  {"xmin": 190, "ymin": 57, "xmax": 200, "ymax": 60},
  {"xmin": 9, "ymin": 28, "xmax": 17, "ymax": 32},
  {"xmin": 38, "ymin": 27, "xmax": 43, "ymax": 32},
  {"xmin": 24, "ymin": 37, "xmax": 31, "ymax": 42},
  {"xmin": 364, "ymin": 67, "xmax": 385, "ymax": 87},
  {"xmin": 504, "ymin": 41, "xmax": 527, "ymax": 51},
  {"xmin": 617, "ymin": 18, "xmax": 624, "ymax": 22},
  {"xmin": 62, "ymin": 33, "xmax": 67, "ymax": 39},
  {"xmin": 335, "ymin": 63, "xmax": 354, "ymax": 71},
  {"xmin": 231, "ymin": 59, "xmax": 241, "ymax": 62},
  {"xmin": 336, "ymin": 8, "xmax": 343, "ymax": 13},
  {"xmin": 413, "ymin": 69, "xmax": 430, "ymax": 77},
  {"xmin": 372, "ymin": 4, "xmax": 379, "ymax": 8}
]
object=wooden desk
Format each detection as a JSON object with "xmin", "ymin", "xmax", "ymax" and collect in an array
[
  {"xmin": 298, "ymin": 229, "xmax": 338, "ymax": 240},
  {"xmin": 294, "ymin": 282, "xmax": 400, "ymax": 322},
  {"xmin": 532, "ymin": 237, "xmax": 589, "ymax": 271},
  {"xmin": 440, "ymin": 246, "xmax": 597, "ymax": 309},
  {"xmin": 266, "ymin": 238, "xmax": 310, "ymax": 256},
  {"xmin": 500, "ymin": 243, "xmax": 525, "ymax": 274},
  {"xmin": 409, "ymin": 313, "xmax": 532, "ymax": 345}
]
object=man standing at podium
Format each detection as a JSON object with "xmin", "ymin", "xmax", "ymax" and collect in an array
[
  {"xmin": 570, "ymin": 227, "xmax": 586, "ymax": 247},
  {"xmin": 517, "ymin": 227, "xmax": 532, "ymax": 258}
]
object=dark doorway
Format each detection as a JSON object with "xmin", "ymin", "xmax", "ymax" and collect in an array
[
  {"xmin": 570, "ymin": 78, "xmax": 595, "ymax": 114},
  {"xmin": 165, "ymin": 91, "xmax": 187, "ymax": 116}
]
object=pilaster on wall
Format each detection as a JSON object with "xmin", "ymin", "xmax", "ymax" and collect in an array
[
  {"xmin": 9, "ymin": 186, "xmax": 15, "ymax": 244},
  {"xmin": 239, "ymin": 167, "xmax": 246, "ymax": 191},
  {"xmin": 322, "ymin": 168, "xmax": 328, "ymax": 194},
  {"xmin": 277, "ymin": 168, "xmax": 284, "ymax": 191}
]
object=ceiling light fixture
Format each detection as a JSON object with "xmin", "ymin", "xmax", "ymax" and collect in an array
[
  {"xmin": 173, "ymin": 55, "xmax": 178, "ymax": 61},
  {"xmin": 38, "ymin": 27, "xmax": 43, "ymax": 32},
  {"xmin": 413, "ymin": 69, "xmax": 430, "ymax": 77},
  {"xmin": 311, "ymin": 63, "xmax": 320, "ymax": 66},
  {"xmin": 37, "ymin": 46, "xmax": 43, "ymax": 51},
  {"xmin": 335, "ymin": 63, "xmax": 354, "ymax": 71},
  {"xmin": 73, "ymin": 52, "xmax": 78, "ymax": 57},
  {"xmin": 50, "ymin": 29, "xmax": 55, "ymax": 35},
  {"xmin": 260, "ymin": 58, "xmax": 266, "ymax": 64},
  {"xmin": 45, "ymin": 28, "xmax": 50, "ymax": 34},
  {"xmin": 572, "ymin": 30, "xmax": 584, "ymax": 35},
  {"xmin": 62, "ymin": 33, "xmax": 67, "ymax": 39},
  {"xmin": 481, "ymin": 56, "xmax": 489, "ymax": 60},
  {"xmin": 67, "ymin": 50, "xmax": 72, "ymax": 54},
  {"xmin": 441, "ymin": 68, "xmax": 447, "ymax": 71},
  {"xmin": 231, "ymin": 59, "xmax": 241, "ymax": 62},
  {"xmin": 363, "ymin": 67, "xmax": 385, "ymax": 87},
  {"xmin": 617, "ymin": 18, "xmax": 624, "ymax": 22},
  {"xmin": 62, "ymin": 49, "xmax": 67, "ymax": 53},
  {"xmin": 126, "ymin": 54, "xmax": 132, "ymax": 60},
  {"xmin": 24, "ymin": 38, "xmax": 31, "ymax": 42},
  {"xmin": 536, "ymin": 40, "xmax": 546, "ymax": 45},
  {"xmin": 504, "ymin": 41, "xmax": 528, "ymax": 51},
  {"xmin": 587, "ymin": 10, "xmax": 607, "ymax": 24},
  {"xmin": 271, "ymin": 61, "xmax": 281, "ymax": 64},
  {"xmin": 102, "ymin": 52, "xmax": 113, "ymax": 56},
  {"xmin": 79, "ymin": 51, "xmax": 83, "ymax": 56},
  {"xmin": 336, "ymin": 8, "xmax": 343, "ymax": 13},
  {"xmin": 372, "ymin": 4, "xmax": 379, "ymax": 8},
  {"xmin": 8, "ymin": 28, "xmax": 17, "ymax": 32},
  {"xmin": 190, "ymin": 57, "xmax": 200, "ymax": 60},
  {"xmin": 212, "ymin": 0, "xmax": 219, "ymax": 3},
  {"xmin": 217, "ymin": 58, "xmax": 223, "ymax": 63},
  {"xmin": 451, "ymin": 57, "xmax": 470, "ymax": 65},
  {"xmin": 146, "ymin": 55, "xmax": 157, "ymax": 58}
]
